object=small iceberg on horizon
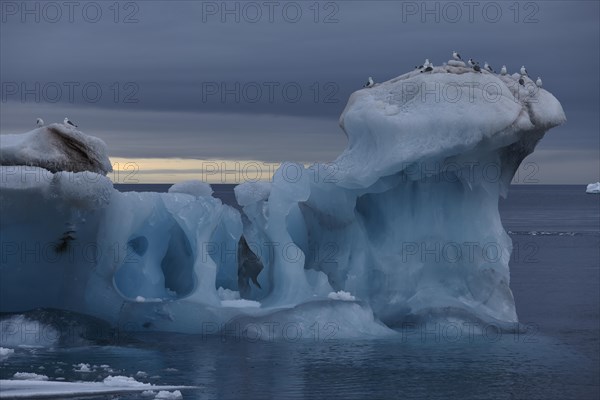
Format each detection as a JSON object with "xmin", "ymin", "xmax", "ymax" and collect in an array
[{"xmin": 586, "ymin": 182, "xmax": 600, "ymax": 194}]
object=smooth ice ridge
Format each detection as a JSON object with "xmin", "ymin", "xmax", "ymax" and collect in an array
[
  {"xmin": 0, "ymin": 65, "xmax": 565, "ymax": 337},
  {"xmin": 0, "ymin": 123, "xmax": 112, "ymax": 175}
]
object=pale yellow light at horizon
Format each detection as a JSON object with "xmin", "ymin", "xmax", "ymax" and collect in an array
[{"xmin": 108, "ymin": 157, "xmax": 282, "ymax": 184}]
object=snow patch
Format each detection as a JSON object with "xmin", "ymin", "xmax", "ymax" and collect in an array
[
  {"xmin": 328, "ymin": 291, "xmax": 356, "ymax": 301},
  {"xmin": 221, "ymin": 299, "xmax": 261, "ymax": 308},
  {"xmin": 217, "ymin": 287, "xmax": 241, "ymax": 301},
  {"xmin": 135, "ymin": 296, "xmax": 163, "ymax": 303}
]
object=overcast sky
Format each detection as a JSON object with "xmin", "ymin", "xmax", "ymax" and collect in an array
[{"xmin": 1, "ymin": 1, "xmax": 598, "ymax": 183}]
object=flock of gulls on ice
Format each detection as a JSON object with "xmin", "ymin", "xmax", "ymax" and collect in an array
[{"xmin": 363, "ymin": 50, "xmax": 543, "ymax": 89}]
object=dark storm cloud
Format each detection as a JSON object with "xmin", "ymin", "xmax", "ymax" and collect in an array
[{"xmin": 1, "ymin": 1, "xmax": 598, "ymax": 181}]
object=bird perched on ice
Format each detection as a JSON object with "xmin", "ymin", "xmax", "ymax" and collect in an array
[
  {"xmin": 484, "ymin": 62, "xmax": 494, "ymax": 73},
  {"xmin": 468, "ymin": 59, "xmax": 481, "ymax": 72},
  {"xmin": 421, "ymin": 61, "xmax": 434, "ymax": 73},
  {"xmin": 536, "ymin": 77, "xmax": 543, "ymax": 88},
  {"xmin": 519, "ymin": 75, "xmax": 525, "ymax": 86},
  {"xmin": 416, "ymin": 59, "xmax": 431, "ymax": 70},
  {"xmin": 520, "ymin": 65, "xmax": 528, "ymax": 76},
  {"xmin": 363, "ymin": 77, "xmax": 375, "ymax": 88},
  {"xmin": 500, "ymin": 65, "xmax": 507, "ymax": 75},
  {"xmin": 36, "ymin": 118, "xmax": 44, "ymax": 127},
  {"xmin": 452, "ymin": 51, "xmax": 462, "ymax": 61},
  {"xmin": 64, "ymin": 117, "xmax": 77, "ymax": 128}
]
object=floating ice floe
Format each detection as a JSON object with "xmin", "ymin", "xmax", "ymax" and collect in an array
[
  {"xmin": 12, "ymin": 372, "xmax": 48, "ymax": 381},
  {"xmin": 0, "ymin": 375, "xmax": 192, "ymax": 399},
  {"xmin": 0, "ymin": 347, "xmax": 15, "ymax": 358}
]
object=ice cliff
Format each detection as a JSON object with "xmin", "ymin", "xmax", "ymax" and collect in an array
[{"xmin": 0, "ymin": 65, "xmax": 566, "ymax": 338}]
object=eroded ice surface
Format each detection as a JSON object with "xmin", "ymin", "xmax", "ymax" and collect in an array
[
  {"xmin": 0, "ymin": 123, "xmax": 112, "ymax": 175},
  {"xmin": 0, "ymin": 64, "xmax": 565, "ymax": 337}
]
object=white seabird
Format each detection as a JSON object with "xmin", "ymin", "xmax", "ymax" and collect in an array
[
  {"xmin": 416, "ymin": 59, "xmax": 432, "ymax": 69},
  {"xmin": 363, "ymin": 77, "xmax": 375, "ymax": 88},
  {"xmin": 452, "ymin": 51, "xmax": 462, "ymax": 61},
  {"xmin": 536, "ymin": 77, "xmax": 543, "ymax": 88},
  {"xmin": 500, "ymin": 65, "xmax": 507, "ymax": 75},
  {"xmin": 520, "ymin": 65, "xmax": 528, "ymax": 76},
  {"xmin": 36, "ymin": 118, "xmax": 44, "ymax": 127},
  {"xmin": 468, "ymin": 59, "xmax": 481, "ymax": 72},
  {"xmin": 484, "ymin": 62, "xmax": 494, "ymax": 73},
  {"xmin": 64, "ymin": 117, "xmax": 77, "ymax": 128}
]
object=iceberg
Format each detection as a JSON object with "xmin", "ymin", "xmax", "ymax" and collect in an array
[
  {"xmin": 0, "ymin": 64, "xmax": 565, "ymax": 337},
  {"xmin": 586, "ymin": 182, "xmax": 600, "ymax": 194}
]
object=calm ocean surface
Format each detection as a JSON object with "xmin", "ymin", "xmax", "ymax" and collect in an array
[{"xmin": 1, "ymin": 185, "xmax": 598, "ymax": 399}]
